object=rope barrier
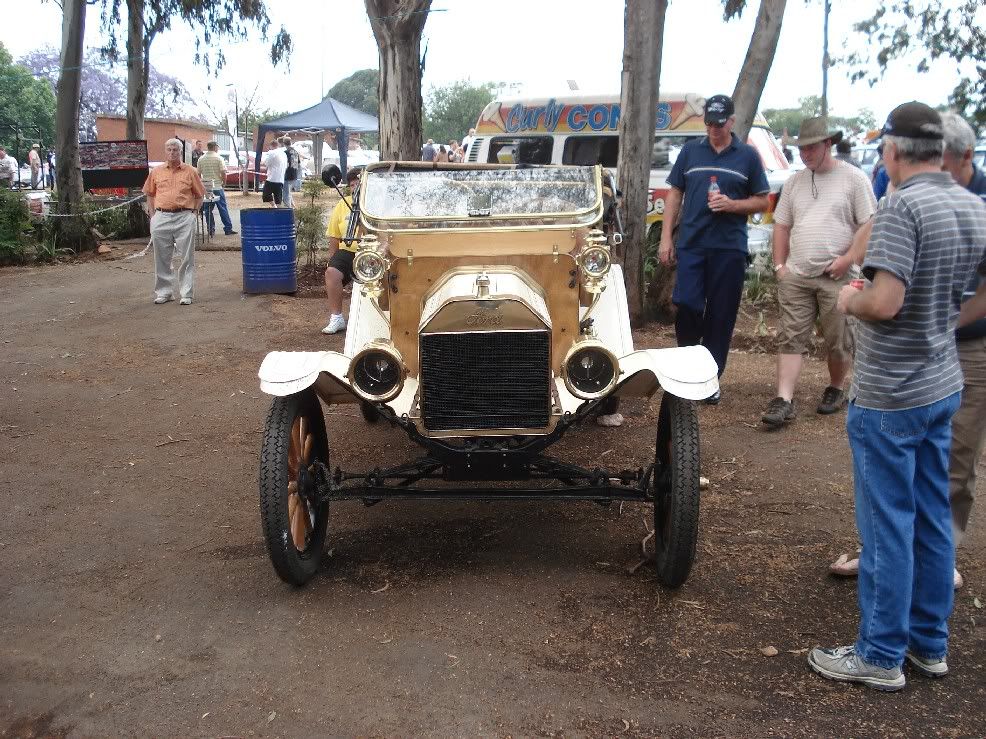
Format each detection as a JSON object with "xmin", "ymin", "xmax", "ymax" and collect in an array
[{"xmin": 42, "ymin": 194, "xmax": 147, "ymax": 218}]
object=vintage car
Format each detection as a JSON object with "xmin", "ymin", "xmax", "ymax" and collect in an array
[{"xmin": 257, "ymin": 161, "xmax": 719, "ymax": 588}]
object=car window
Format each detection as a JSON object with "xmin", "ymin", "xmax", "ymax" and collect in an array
[
  {"xmin": 562, "ymin": 135, "xmax": 619, "ymax": 167},
  {"xmin": 486, "ymin": 136, "xmax": 553, "ymax": 165},
  {"xmin": 651, "ymin": 135, "xmax": 695, "ymax": 169},
  {"xmin": 859, "ymin": 148, "xmax": 880, "ymax": 166},
  {"xmin": 975, "ymin": 148, "xmax": 986, "ymax": 169}
]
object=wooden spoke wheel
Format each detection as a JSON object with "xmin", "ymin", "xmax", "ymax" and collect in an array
[
  {"xmin": 652, "ymin": 392, "xmax": 701, "ymax": 588},
  {"xmin": 260, "ymin": 389, "xmax": 330, "ymax": 586}
]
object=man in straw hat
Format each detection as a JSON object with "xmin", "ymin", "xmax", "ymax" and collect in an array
[
  {"xmin": 761, "ymin": 116, "xmax": 876, "ymax": 428},
  {"xmin": 807, "ymin": 102, "xmax": 986, "ymax": 691}
]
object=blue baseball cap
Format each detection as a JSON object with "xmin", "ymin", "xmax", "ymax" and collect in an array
[{"xmin": 704, "ymin": 95, "xmax": 735, "ymax": 125}]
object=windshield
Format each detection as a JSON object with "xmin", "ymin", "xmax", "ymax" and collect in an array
[{"xmin": 361, "ymin": 166, "xmax": 599, "ymax": 222}]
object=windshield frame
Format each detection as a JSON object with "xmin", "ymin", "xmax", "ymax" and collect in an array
[{"xmin": 358, "ymin": 162, "xmax": 604, "ymax": 233}]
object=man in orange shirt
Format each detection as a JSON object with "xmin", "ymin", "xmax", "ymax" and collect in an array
[{"xmin": 142, "ymin": 138, "xmax": 205, "ymax": 305}]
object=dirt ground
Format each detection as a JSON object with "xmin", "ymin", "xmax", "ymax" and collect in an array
[{"xmin": 1, "ymin": 246, "xmax": 984, "ymax": 737}]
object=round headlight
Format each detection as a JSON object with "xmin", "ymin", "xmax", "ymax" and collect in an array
[
  {"xmin": 580, "ymin": 246, "xmax": 611, "ymax": 278},
  {"xmin": 352, "ymin": 251, "xmax": 386, "ymax": 283},
  {"xmin": 563, "ymin": 342, "xmax": 618, "ymax": 399},
  {"xmin": 349, "ymin": 345, "xmax": 405, "ymax": 402}
]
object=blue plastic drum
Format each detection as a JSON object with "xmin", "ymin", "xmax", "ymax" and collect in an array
[{"xmin": 241, "ymin": 208, "xmax": 297, "ymax": 294}]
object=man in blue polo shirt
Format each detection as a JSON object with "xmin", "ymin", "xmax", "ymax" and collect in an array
[{"xmin": 659, "ymin": 94, "xmax": 770, "ymax": 404}]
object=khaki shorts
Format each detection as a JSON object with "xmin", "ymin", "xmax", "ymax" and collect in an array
[{"xmin": 776, "ymin": 271, "xmax": 854, "ymax": 359}]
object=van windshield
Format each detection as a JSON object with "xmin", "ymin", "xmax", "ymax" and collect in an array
[{"xmin": 361, "ymin": 166, "xmax": 599, "ymax": 223}]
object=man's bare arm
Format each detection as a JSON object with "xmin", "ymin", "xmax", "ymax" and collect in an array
[
  {"xmin": 958, "ymin": 281, "xmax": 986, "ymax": 328},
  {"xmin": 838, "ymin": 270, "xmax": 906, "ymax": 321},
  {"xmin": 772, "ymin": 223, "xmax": 791, "ymax": 271},
  {"xmin": 658, "ymin": 187, "xmax": 683, "ymax": 265}
]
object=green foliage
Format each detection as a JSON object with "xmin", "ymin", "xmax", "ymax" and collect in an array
[
  {"xmin": 423, "ymin": 80, "xmax": 499, "ymax": 146},
  {"xmin": 84, "ymin": 197, "xmax": 131, "ymax": 239},
  {"xmin": 764, "ymin": 96, "xmax": 878, "ymax": 138},
  {"xmin": 0, "ymin": 188, "xmax": 32, "ymax": 264},
  {"xmin": 328, "ymin": 69, "xmax": 380, "ymax": 116},
  {"xmin": 844, "ymin": 1, "xmax": 986, "ymax": 129},
  {"xmin": 295, "ymin": 179, "xmax": 327, "ymax": 272},
  {"xmin": 0, "ymin": 43, "xmax": 56, "ymax": 151},
  {"xmin": 98, "ymin": 0, "xmax": 292, "ymax": 76}
]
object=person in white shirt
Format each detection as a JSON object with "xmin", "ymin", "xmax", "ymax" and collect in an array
[
  {"xmin": 262, "ymin": 140, "xmax": 288, "ymax": 207},
  {"xmin": 0, "ymin": 147, "xmax": 18, "ymax": 188}
]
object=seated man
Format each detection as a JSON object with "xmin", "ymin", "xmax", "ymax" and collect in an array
[{"xmin": 321, "ymin": 167, "xmax": 362, "ymax": 335}]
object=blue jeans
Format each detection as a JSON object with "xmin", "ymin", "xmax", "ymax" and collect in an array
[
  {"xmin": 848, "ymin": 392, "xmax": 961, "ymax": 668},
  {"xmin": 202, "ymin": 188, "xmax": 233, "ymax": 234}
]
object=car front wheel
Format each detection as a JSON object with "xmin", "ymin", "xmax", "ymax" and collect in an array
[
  {"xmin": 652, "ymin": 392, "xmax": 701, "ymax": 588},
  {"xmin": 259, "ymin": 389, "xmax": 330, "ymax": 586}
]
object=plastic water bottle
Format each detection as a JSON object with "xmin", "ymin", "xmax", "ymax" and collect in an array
[{"xmin": 708, "ymin": 176, "xmax": 720, "ymax": 211}]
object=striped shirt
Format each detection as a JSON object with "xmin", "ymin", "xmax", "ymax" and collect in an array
[
  {"xmin": 773, "ymin": 160, "xmax": 876, "ymax": 277},
  {"xmin": 196, "ymin": 152, "xmax": 225, "ymax": 191},
  {"xmin": 851, "ymin": 172, "xmax": 986, "ymax": 410}
]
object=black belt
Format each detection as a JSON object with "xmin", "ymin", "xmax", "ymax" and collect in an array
[{"xmin": 156, "ymin": 208, "xmax": 193, "ymax": 212}]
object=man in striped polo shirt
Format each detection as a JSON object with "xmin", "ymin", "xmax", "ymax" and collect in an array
[{"xmin": 808, "ymin": 103, "xmax": 986, "ymax": 691}]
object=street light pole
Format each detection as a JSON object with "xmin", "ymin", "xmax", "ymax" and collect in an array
[{"xmin": 822, "ymin": 0, "xmax": 830, "ymax": 117}]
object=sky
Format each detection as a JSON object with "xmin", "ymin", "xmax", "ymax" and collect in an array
[{"xmin": 6, "ymin": 0, "xmax": 976, "ymax": 128}]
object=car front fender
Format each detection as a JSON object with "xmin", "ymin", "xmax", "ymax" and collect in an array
[
  {"xmin": 258, "ymin": 350, "xmax": 352, "ymax": 399},
  {"xmin": 615, "ymin": 346, "xmax": 719, "ymax": 402}
]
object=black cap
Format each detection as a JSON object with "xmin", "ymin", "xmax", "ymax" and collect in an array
[
  {"xmin": 704, "ymin": 95, "xmax": 735, "ymax": 125},
  {"xmin": 881, "ymin": 102, "xmax": 943, "ymax": 140}
]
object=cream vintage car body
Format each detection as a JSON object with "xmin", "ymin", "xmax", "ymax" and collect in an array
[{"xmin": 257, "ymin": 162, "xmax": 718, "ymax": 588}]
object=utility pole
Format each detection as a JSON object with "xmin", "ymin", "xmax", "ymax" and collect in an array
[{"xmin": 821, "ymin": 0, "xmax": 830, "ymax": 116}]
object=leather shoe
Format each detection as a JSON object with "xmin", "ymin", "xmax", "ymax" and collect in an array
[
  {"xmin": 704, "ymin": 390, "xmax": 721, "ymax": 405},
  {"xmin": 225, "ymin": 229, "xmax": 238, "ymax": 235}
]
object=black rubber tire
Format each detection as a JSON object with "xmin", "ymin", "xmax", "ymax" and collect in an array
[
  {"xmin": 259, "ymin": 390, "xmax": 330, "ymax": 586},
  {"xmin": 360, "ymin": 400, "xmax": 380, "ymax": 424},
  {"xmin": 653, "ymin": 392, "xmax": 701, "ymax": 588}
]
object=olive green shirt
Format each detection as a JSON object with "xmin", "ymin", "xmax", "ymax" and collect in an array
[{"xmin": 196, "ymin": 152, "xmax": 225, "ymax": 191}]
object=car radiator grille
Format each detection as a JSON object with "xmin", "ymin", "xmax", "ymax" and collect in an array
[{"xmin": 420, "ymin": 330, "xmax": 551, "ymax": 431}]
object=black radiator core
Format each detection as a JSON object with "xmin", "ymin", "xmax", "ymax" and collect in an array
[{"xmin": 420, "ymin": 330, "xmax": 551, "ymax": 431}]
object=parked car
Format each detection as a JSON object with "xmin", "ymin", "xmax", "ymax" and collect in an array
[
  {"xmin": 220, "ymin": 150, "xmax": 266, "ymax": 188},
  {"xmin": 857, "ymin": 143, "xmax": 881, "ymax": 179},
  {"xmin": 256, "ymin": 162, "xmax": 719, "ymax": 587}
]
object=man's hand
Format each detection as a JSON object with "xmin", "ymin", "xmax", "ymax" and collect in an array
[
  {"xmin": 825, "ymin": 253, "xmax": 853, "ymax": 280},
  {"xmin": 658, "ymin": 237, "xmax": 676, "ymax": 266},
  {"xmin": 708, "ymin": 192, "xmax": 737, "ymax": 213},
  {"xmin": 837, "ymin": 284, "xmax": 858, "ymax": 315},
  {"xmin": 775, "ymin": 264, "xmax": 790, "ymax": 280}
]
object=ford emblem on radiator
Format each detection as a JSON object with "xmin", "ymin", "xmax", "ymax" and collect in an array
[{"xmin": 465, "ymin": 311, "xmax": 503, "ymax": 327}]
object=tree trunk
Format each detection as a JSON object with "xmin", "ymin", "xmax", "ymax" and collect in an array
[
  {"xmin": 365, "ymin": 0, "xmax": 432, "ymax": 161},
  {"xmin": 617, "ymin": 0, "xmax": 667, "ymax": 326},
  {"xmin": 54, "ymin": 0, "xmax": 95, "ymax": 252},
  {"xmin": 731, "ymin": 0, "xmax": 787, "ymax": 141},
  {"xmin": 125, "ymin": 0, "xmax": 150, "ymax": 236}
]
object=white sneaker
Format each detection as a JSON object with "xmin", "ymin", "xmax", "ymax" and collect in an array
[
  {"xmin": 153, "ymin": 295, "xmax": 173, "ymax": 305},
  {"xmin": 321, "ymin": 314, "xmax": 346, "ymax": 335},
  {"xmin": 954, "ymin": 568, "xmax": 963, "ymax": 590},
  {"xmin": 596, "ymin": 412, "xmax": 624, "ymax": 427}
]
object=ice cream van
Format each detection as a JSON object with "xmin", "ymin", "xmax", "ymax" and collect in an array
[{"xmin": 467, "ymin": 92, "xmax": 790, "ymax": 255}]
